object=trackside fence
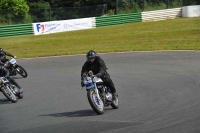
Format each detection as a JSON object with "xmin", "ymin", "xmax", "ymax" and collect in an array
[
  {"xmin": 0, "ymin": 24, "xmax": 33, "ymax": 38},
  {"xmin": 95, "ymin": 12, "xmax": 142, "ymax": 27},
  {"xmin": 0, "ymin": 6, "xmax": 199, "ymax": 38},
  {"xmin": 142, "ymin": 8, "xmax": 182, "ymax": 22}
]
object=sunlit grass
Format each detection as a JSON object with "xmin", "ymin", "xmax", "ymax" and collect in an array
[{"xmin": 0, "ymin": 17, "xmax": 199, "ymax": 58}]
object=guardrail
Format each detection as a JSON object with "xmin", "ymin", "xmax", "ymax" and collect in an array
[
  {"xmin": 95, "ymin": 12, "xmax": 142, "ymax": 27},
  {"xmin": 182, "ymin": 5, "xmax": 200, "ymax": 17},
  {"xmin": 1, "ymin": 6, "xmax": 196, "ymax": 38},
  {"xmin": 142, "ymin": 8, "xmax": 182, "ymax": 22},
  {"xmin": 0, "ymin": 24, "xmax": 33, "ymax": 38}
]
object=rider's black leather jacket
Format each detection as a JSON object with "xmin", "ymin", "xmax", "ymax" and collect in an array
[
  {"xmin": 0, "ymin": 66, "xmax": 9, "ymax": 78},
  {"xmin": 81, "ymin": 56, "xmax": 116, "ymax": 93},
  {"xmin": 81, "ymin": 56, "xmax": 108, "ymax": 77},
  {"xmin": 0, "ymin": 51, "xmax": 14, "ymax": 66}
]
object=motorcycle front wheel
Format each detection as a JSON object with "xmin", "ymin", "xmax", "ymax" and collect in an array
[
  {"xmin": 87, "ymin": 89, "xmax": 105, "ymax": 115},
  {"xmin": 1, "ymin": 85, "xmax": 17, "ymax": 103},
  {"xmin": 15, "ymin": 65, "xmax": 28, "ymax": 78}
]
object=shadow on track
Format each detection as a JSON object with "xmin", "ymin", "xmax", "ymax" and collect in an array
[
  {"xmin": 0, "ymin": 98, "xmax": 13, "ymax": 104},
  {"xmin": 12, "ymin": 77, "xmax": 25, "ymax": 79},
  {"xmin": 40, "ymin": 109, "xmax": 97, "ymax": 117}
]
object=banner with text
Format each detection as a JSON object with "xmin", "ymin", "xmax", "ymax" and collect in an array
[{"xmin": 33, "ymin": 18, "xmax": 93, "ymax": 35}]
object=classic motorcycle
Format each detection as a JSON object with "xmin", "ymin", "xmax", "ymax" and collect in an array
[
  {"xmin": 82, "ymin": 71, "xmax": 119, "ymax": 115},
  {"xmin": 5, "ymin": 57, "xmax": 28, "ymax": 78},
  {"xmin": 0, "ymin": 77, "xmax": 23, "ymax": 103}
]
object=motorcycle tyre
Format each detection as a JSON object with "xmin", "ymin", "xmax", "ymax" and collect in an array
[
  {"xmin": 1, "ymin": 85, "xmax": 17, "ymax": 103},
  {"xmin": 87, "ymin": 89, "xmax": 105, "ymax": 115},
  {"xmin": 111, "ymin": 96, "xmax": 119, "ymax": 109},
  {"xmin": 17, "ymin": 93, "xmax": 23, "ymax": 99},
  {"xmin": 11, "ymin": 85, "xmax": 23, "ymax": 99},
  {"xmin": 15, "ymin": 65, "xmax": 28, "ymax": 78}
]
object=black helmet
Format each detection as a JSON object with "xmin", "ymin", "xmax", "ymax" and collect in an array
[{"xmin": 86, "ymin": 50, "xmax": 97, "ymax": 62}]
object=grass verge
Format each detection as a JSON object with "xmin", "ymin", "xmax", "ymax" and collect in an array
[{"xmin": 0, "ymin": 17, "xmax": 199, "ymax": 58}]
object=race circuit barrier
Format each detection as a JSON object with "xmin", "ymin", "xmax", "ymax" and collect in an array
[
  {"xmin": 0, "ymin": 23, "xmax": 33, "ymax": 38},
  {"xmin": 182, "ymin": 5, "xmax": 200, "ymax": 17},
  {"xmin": 0, "ymin": 6, "xmax": 199, "ymax": 38},
  {"xmin": 142, "ymin": 8, "xmax": 182, "ymax": 22},
  {"xmin": 95, "ymin": 12, "xmax": 142, "ymax": 27}
]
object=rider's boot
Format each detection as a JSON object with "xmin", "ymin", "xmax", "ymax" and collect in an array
[{"xmin": 12, "ymin": 85, "xmax": 24, "ymax": 94}]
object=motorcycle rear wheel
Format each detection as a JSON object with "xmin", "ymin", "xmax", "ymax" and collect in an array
[
  {"xmin": 1, "ymin": 85, "xmax": 17, "ymax": 103},
  {"xmin": 17, "ymin": 93, "xmax": 23, "ymax": 99},
  {"xmin": 87, "ymin": 89, "xmax": 105, "ymax": 115},
  {"xmin": 14, "ymin": 87, "xmax": 23, "ymax": 99},
  {"xmin": 111, "ymin": 95, "xmax": 119, "ymax": 109}
]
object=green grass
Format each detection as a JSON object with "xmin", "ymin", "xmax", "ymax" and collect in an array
[{"xmin": 0, "ymin": 17, "xmax": 200, "ymax": 58}]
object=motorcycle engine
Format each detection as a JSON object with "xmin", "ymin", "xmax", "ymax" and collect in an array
[
  {"xmin": 11, "ymin": 85, "xmax": 19, "ymax": 94},
  {"xmin": 97, "ymin": 85, "xmax": 104, "ymax": 93}
]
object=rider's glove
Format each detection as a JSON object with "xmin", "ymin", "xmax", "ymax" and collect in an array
[
  {"xmin": 96, "ymin": 73, "xmax": 101, "ymax": 77},
  {"xmin": 81, "ymin": 73, "xmax": 87, "ymax": 80},
  {"xmin": 81, "ymin": 81, "xmax": 84, "ymax": 87}
]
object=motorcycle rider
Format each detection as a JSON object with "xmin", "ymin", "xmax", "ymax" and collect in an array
[
  {"xmin": 81, "ymin": 50, "xmax": 118, "ymax": 100},
  {"xmin": 0, "ymin": 66, "xmax": 24, "ymax": 93},
  {"xmin": 0, "ymin": 48, "xmax": 17, "ymax": 67}
]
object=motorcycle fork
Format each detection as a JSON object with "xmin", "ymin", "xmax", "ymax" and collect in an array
[{"xmin": 94, "ymin": 83, "xmax": 101, "ymax": 100}]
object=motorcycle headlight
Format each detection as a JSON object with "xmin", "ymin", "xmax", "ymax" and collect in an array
[{"xmin": 0, "ymin": 79, "xmax": 2, "ymax": 84}]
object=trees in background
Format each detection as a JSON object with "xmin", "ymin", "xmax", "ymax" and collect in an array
[
  {"xmin": 0, "ymin": 0, "xmax": 199, "ymax": 24},
  {"xmin": 0, "ymin": 0, "xmax": 30, "ymax": 24},
  {"xmin": 26, "ymin": 0, "xmax": 50, "ymax": 22}
]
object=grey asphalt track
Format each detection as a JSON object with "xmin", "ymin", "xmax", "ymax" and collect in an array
[{"xmin": 1, "ymin": 51, "xmax": 200, "ymax": 133}]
